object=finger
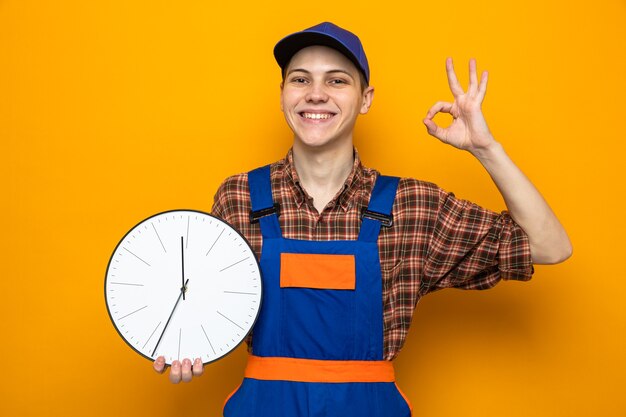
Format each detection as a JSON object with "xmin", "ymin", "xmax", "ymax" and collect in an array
[
  {"xmin": 422, "ymin": 118, "xmax": 447, "ymax": 142},
  {"xmin": 477, "ymin": 70, "xmax": 488, "ymax": 102},
  {"xmin": 446, "ymin": 58, "xmax": 465, "ymax": 97},
  {"xmin": 425, "ymin": 101, "xmax": 454, "ymax": 119},
  {"xmin": 192, "ymin": 358, "xmax": 204, "ymax": 377},
  {"xmin": 153, "ymin": 356, "xmax": 166, "ymax": 374},
  {"xmin": 181, "ymin": 359, "xmax": 193, "ymax": 383},
  {"xmin": 468, "ymin": 58, "xmax": 478, "ymax": 94},
  {"xmin": 169, "ymin": 360, "xmax": 182, "ymax": 384}
]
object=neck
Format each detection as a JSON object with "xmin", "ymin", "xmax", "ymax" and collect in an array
[{"xmin": 292, "ymin": 141, "xmax": 354, "ymax": 212}]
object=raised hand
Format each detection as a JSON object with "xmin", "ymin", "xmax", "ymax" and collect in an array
[
  {"xmin": 423, "ymin": 58, "xmax": 495, "ymax": 155},
  {"xmin": 423, "ymin": 57, "xmax": 572, "ymax": 264}
]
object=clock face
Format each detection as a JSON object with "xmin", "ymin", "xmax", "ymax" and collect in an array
[{"xmin": 105, "ymin": 210, "xmax": 261, "ymax": 365}]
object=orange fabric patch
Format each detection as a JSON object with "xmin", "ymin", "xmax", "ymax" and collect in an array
[
  {"xmin": 244, "ymin": 355, "xmax": 395, "ymax": 383},
  {"xmin": 280, "ymin": 253, "xmax": 356, "ymax": 290}
]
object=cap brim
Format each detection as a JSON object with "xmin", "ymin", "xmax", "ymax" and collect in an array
[{"xmin": 274, "ymin": 32, "xmax": 364, "ymax": 81}]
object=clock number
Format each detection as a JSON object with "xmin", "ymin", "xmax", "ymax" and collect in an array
[
  {"xmin": 216, "ymin": 311, "xmax": 244, "ymax": 331},
  {"xmin": 142, "ymin": 321, "xmax": 162, "ymax": 350},
  {"xmin": 109, "ymin": 282, "xmax": 144, "ymax": 287},
  {"xmin": 200, "ymin": 324, "xmax": 216, "ymax": 355},
  {"xmin": 151, "ymin": 223, "xmax": 167, "ymax": 253},
  {"xmin": 186, "ymin": 216, "xmax": 190, "ymax": 249},
  {"xmin": 119, "ymin": 305, "xmax": 148, "ymax": 320},
  {"xmin": 223, "ymin": 290, "xmax": 258, "ymax": 295},
  {"xmin": 181, "ymin": 236, "xmax": 186, "ymax": 301},
  {"xmin": 178, "ymin": 328, "xmax": 182, "ymax": 362},
  {"xmin": 205, "ymin": 229, "xmax": 224, "ymax": 256},
  {"xmin": 123, "ymin": 247, "xmax": 151, "ymax": 267},
  {"xmin": 219, "ymin": 257, "xmax": 250, "ymax": 272}
]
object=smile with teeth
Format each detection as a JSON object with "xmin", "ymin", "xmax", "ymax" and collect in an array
[{"xmin": 301, "ymin": 112, "xmax": 334, "ymax": 120}]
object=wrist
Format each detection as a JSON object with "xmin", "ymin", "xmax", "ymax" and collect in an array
[{"xmin": 469, "ymin": 139, "xmax": 504, "ymax": 163}]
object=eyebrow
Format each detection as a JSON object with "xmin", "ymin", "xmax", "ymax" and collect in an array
[{"xmin": 286, "ymin": 68, "xmax": 355, "ymax": 80}]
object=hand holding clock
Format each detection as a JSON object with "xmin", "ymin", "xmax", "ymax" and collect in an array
[{"xmin": 153, "ymin": 355, "xmax": 204, "ymax": 383}]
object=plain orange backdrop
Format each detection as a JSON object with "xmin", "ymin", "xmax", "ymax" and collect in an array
[{"xmin": 2, "ymin": 0, "xmax": 625, "ymax": 416}]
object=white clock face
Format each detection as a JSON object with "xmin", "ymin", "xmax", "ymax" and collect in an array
[{"xmin": 105, "ymin": 210, "xmax": 261, "ymax": 365}]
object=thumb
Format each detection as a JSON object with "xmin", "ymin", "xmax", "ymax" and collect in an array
[{"xmin": 423, "ymin": 118, "xmax": 441, "ymax": 138}]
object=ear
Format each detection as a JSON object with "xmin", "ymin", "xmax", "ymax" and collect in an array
[
  {"xmin": 359, "ymin": 86, "xmax": 375, "ymax": 114},
  {"xmin": 280, "ymin": 81, "xmax": 285, "ymax": 112}
]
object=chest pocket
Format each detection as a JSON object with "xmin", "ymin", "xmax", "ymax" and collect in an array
[
  {"xmin": 280, "ymin": 253, "xmax": 356, "ymax": 289},
  {"xmin": 280, "ymin": 252, "xmax": 357, "ymax": 359}
]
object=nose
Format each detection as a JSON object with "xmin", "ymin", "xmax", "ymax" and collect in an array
[{"xmin": 305, "ymin": 81, "xmax": 328, "ymax": 103}]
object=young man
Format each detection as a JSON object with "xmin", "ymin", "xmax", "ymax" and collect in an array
[{"xmin": 154, "ymin": 22, "xmax": 571, "ymax": 416}]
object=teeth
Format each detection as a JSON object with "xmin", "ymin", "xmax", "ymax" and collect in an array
[{"xmin": 302, "ymin": 112, "xmax": 332, "ymax": 120}]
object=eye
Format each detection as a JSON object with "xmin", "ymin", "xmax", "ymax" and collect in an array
[
  {"xmin": 329, "ymin": 78, "xmax": 347, "ymax": 85},
  {"xmin": 289, "ymin": 76, "xmax": 308, "ymax": 84}
]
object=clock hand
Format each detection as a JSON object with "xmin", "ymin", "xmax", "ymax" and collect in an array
[
  {"xmin": 151, "ymin": 278, "xmax": 189, "ymax": 357},
  {"xmin": 181, "ymin": 236, "xmax": 185, "ymax": 301}
]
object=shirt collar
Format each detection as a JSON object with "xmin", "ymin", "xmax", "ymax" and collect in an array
[{"xmin": 284, "ymin": 148, "xmax": 365, "ymax": 212}]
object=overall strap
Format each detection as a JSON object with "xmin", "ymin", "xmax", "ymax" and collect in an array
[
  {"xmin": 248, "ymin": 165, "xmax": 282, "ymax": 239},
  {"xmin": 358, "ymin": 175, "xmax": 400, "ymax": 243}
]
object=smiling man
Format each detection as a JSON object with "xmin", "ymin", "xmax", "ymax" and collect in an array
[
  {"xmin": 153, "ymin": 22, "xmax": 572, "ymax": 417},
  {"xmin": 279, "ymin": 44, "xmax": 374, "ymax": 213}
]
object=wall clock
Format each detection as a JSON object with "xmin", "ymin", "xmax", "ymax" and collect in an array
[{"xmin": 105, "ymin": 209, "xmax": 261, "ymax": 365}]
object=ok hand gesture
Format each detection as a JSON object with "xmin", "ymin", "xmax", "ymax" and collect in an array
[{"xmin": 423, "ymin": 58, "xmax": 495, "ymax": 155}]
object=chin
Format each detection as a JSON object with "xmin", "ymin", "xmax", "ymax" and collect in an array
[
  {"xmin": 295, "ymin": 135, "xmax": 335, "ymax": 148},
  {"xmin": 295, "ymin": 137, "xmax": 353, "ymax": 154}
]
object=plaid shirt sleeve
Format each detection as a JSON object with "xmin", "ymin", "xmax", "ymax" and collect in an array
[
  {"xmin": 380, "ymin": 178, "xmax": 533, "ymax": 357},
  {"xmin": 409, "ymin": 180, "xmax": 534, "ymax": 293},
  {"xmin": 211, "ymin": 172, "xmax": 261, "ymax": 255}
]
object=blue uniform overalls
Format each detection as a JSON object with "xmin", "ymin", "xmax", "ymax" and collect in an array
[{"xmin": 223, "ymin": 165, "xmax": 412, "ymax": 417}]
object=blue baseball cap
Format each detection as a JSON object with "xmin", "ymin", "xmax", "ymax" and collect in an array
[{"xmin": 273, "ymin": 22, "xmax": 370, "ymax": 84}]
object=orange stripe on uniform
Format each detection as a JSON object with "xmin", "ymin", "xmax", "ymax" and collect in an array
[
  {"xmin": 394, "ymin": 382, "xmax": 413, "ymax": 414},
  {"xmin": 244, "ymin": 355, "xmax": 395, "ymax": 383},
  {"xmin": 222, "ymin": 381, "xmax": 242, "ymax": 411},
  {"xmin": 280, "ymin": 253, "xmax": 356, "ymax": 290}
]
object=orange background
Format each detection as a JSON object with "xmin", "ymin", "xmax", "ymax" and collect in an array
[{"xmin": 2, "ymin": 0, "xmax": 625, "ymax": 416}]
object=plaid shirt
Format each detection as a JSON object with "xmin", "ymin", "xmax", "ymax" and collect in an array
[{"xmin": 212, "ymin": 149, "xmax": 533, "ymax": 360}]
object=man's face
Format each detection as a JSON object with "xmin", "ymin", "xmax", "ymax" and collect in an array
[{"xmin": 280, "ymin": 45, "xmax": 374, "ymax": 151}]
